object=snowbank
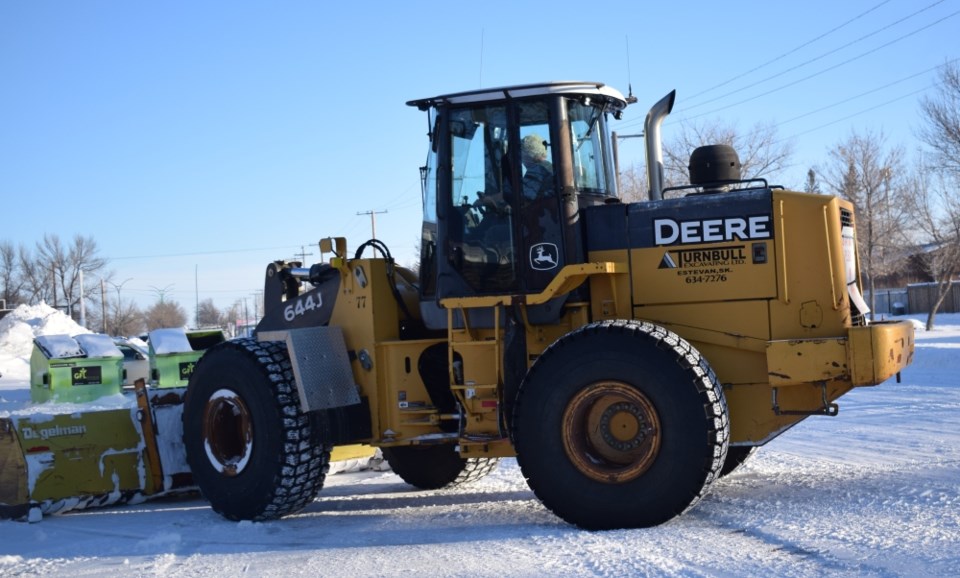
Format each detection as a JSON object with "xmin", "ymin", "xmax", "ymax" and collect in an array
[
  {"xmin": 0, "ymin": 314, "xmax": 956, "ymax": 576},
  {"xmin": 0, "ymin": 303, "xmax": 89, "ymax": 403}
]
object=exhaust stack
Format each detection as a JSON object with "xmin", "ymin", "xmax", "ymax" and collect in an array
[{"xmin": 644, "ymin": 90, "xmax": 676, "ymax": 201}]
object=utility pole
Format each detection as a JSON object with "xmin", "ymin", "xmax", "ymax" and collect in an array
[
  {"xmin": 100, "ymin": 279, "xmax": 107, "ymax": 333},
  {"xmin": 51, "ymin": 268, "xmax": 57, "ymax": 312},
  {"xmin": 79, "ymin": 270, "xmax": 86, "ymax": 328},
  {"xmin": 357, "ymin": 209, "xmax": 388, "ymax": 256},
  {"xmin": 252, "ymin": 290, "xmax": 263, "ymax": 321},
  {"xmin": 294, "ymin": 245, "xmax": 313, "ymax": 264}
]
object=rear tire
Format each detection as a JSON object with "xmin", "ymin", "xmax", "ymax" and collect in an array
[
  {"xmin": 381, "ymin": 445, "xmax": 499, "ymax": 490},
  {"xmin": 183, "ymin": 338, "xmax": 330, "ymax": 521},
  {"xmin": 513, "ymin": 320, "xmax": 729, "ymax": 530}
]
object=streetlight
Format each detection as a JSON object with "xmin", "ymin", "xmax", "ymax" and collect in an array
[
  {"xmin": 105, "ymin": 278, "xmax": 132, "ymax": 335},
  {"xmin": 149, "ymin": 284, "xmax": 175, "ymax": 303},
  {"xmin": 109, "ymin": 278, "xmax": 133, "ymax": 303}
]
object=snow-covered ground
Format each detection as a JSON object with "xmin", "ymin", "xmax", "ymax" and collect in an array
[{"xmin": 1, "ymin": 306, "xmax": 958, "ymax": 577}]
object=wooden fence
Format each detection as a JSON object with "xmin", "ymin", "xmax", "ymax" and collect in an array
[{"xmin": 906, "ymin": 282, "xmax": 960, "ymax": 314}]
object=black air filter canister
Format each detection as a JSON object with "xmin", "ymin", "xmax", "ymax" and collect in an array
[{"xmin": 689, "ymin": 144, "xmax": 741, "ymax": 185}]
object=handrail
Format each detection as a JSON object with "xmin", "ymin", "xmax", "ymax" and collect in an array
[{"xmin": 439, "ymin": 262, "xmax": 627, "ymax": 310}]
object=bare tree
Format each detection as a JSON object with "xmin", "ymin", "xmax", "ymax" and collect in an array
[
  {"xmin": 617, "ymin": 161, "xmax": 648, "ymax": 203},
  {"xmin": 912, "ymin": 61, "xmax": 960, "ymax": 329},
  {"xmin": 821, "ymin": 129, "xmax": 911, "ymax": 320},
  {"xmin": 908, "ymin": 169, "xmax": 960, "ymax": 330},
  {"xmin": 143, "ymin": 300, "xmax": 187, "ymax": 331},
  {"xmin": 107, "ymin": 299, "xmax": 145, "ymax": 336},
  {"xmin": 196, "ymin": 298, "xmax": 221, "ymax": 328},
  {"xmin": 917, "ymin": 61, "xmax": 960, "ymax": 178},
  {"xmin": 21, "ymin": 234, "xmax": 109, "ymax": 319},
  {"xmin": 220, "ymin": 299, "xmax": 243, "ymax": 338},
  {"xmin": 0, "ymin": 241, "xmax": 24, "ymax": 307},
  {"xmin": 17, "ymin": 243, "xmax": 50, "ymax": 305},
  {"xmin": 661, "ymin": 118, "xmax": 795, "ymax": 194},
  {"xmin": 803, "ymin": 168, "xmax": 823, "ymax": 194}
]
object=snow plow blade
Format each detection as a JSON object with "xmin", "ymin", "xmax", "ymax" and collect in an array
[
  {"xmin": 1, "ymin": 326, "xmax": 381, "ymax": 522},
  {"xmin": 0, "ymin": 386, "xmax": 194, "ymax": 521},
  {"xmin": 0, "ymin": 384, "xmax": 379, "ymax": 521}
]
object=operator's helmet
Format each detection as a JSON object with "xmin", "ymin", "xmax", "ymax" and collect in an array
[{"xmin": 521, "ymin": 134, "xmax": 548, "ymax": 162}]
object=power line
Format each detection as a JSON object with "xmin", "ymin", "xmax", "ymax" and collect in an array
[
  {"xmin": 291, "ymin": 245, "xmax": 313, "ymax": 264},
  {"xmin": 109, "ymin": 245, "xmax": 297, "ymax": 260},
  {"xmin": 685, "ymin": 0, "xmax": 895, "ymax": 102},
  {"xmin": 615, "ymin": 2, "xmax": 956, "ymax": 133},
  {"xmin": 778, "ymin": 85, "xmax": 933, "ymax": 142},
  {"xmin": 683, "ymin": 0, "xmax": 948, "ymax": 111},
  {"xmin": 674, "ymin": 8, "xmax": 960, "ymax": 123},
  {"xmin": 373, "ymin": 180, "xmax": 421, "ymax": 212},
  {"xmin": 774, "ymin": 58, "xmax": 958, "ymax": 128}
]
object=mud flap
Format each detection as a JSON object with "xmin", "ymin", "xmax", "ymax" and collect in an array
[{"xmin": 258, "ymin": 327, "xmax": 361, "ymax": 411}]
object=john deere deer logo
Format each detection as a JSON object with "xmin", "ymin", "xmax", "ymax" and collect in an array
[{"xmin": 529, "ymin": 243, "xmax": 559, "ymax": 271}]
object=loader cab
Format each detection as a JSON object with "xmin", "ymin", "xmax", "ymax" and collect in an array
[{"xmin": 409, "ymin": 82, "xmax": 628, "ymax": 326}]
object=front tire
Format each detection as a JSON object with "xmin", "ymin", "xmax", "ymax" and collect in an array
[
  {"xmin": 183, "ymin": 338, "xmax": 330, "ymax": 521},
  {"xmin": 513, "ymin": 320, "xmax": 729, "ymax": 530}
]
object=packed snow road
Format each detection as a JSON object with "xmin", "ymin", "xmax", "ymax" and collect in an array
[{"xmin": 1, "ymin": 314, "xmax": 958, "ymax": 577}]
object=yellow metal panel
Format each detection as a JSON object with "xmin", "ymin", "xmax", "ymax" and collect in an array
[
  {"xmin": 631, "ymin": 242, "xmax": 777, "ymax": 304},
  {"xmin": 637, "ymin": 301, "xmax": 771, "ymax": 351},
  {"xmin": 768, "ymin": 192, "xmax": 851, "ymax": 339},
  {"xmin": 765, "ymin": 320, "xmax": 914, "ymax": 388},
  {"xmin": 766, "ymin": 338, "xmax": 850, "ymax": 386},
  {"xmin": 725, "ymin": 381, "xmax": 853, "ymax": 444},
  {"xmin": 459, "ymin": 438, "xmax": 515, "ymax": 458},
  {"xmin": 376, "ymin": 339, "xmax": 444, "ymax": 441},
  {"xmin": 588, "ymin": 250, "xmax": 633, "ymax": 320},
  {"xmin": 455, "ymin": 341, "xmax": 500, "ymax": 386},
  {"xmin": 695, "ymin": 342, "xmax": 770, "ymax": 386},
  {"xmin": 848, "ymin": 320, "xmax": 915, "ymax": 386},
  {"xmin": 330, "ymin": 444, "xmax": 377, "ymax": 462},
  {"xmin": 328, "ymin": 258, "xmax": 409, "ymax": 440}
]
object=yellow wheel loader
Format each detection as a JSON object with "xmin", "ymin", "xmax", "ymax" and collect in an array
[{"xmin": 181, "ymin": 82, "xmax": 914, "ymax": 530}]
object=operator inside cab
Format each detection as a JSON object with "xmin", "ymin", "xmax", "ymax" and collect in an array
[{"xmin": 409, "ymin": 82, "xmax": 627, "ymax": 329}]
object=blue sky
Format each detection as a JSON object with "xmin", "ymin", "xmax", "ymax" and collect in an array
[{"xmin": 2, "ymin": 1, "xmax": 957, "ymax": 318}]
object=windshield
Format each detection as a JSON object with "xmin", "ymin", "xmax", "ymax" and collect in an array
[{"xmin": 567, "ymin": 99, "xmax": 610, "ymax": 196}]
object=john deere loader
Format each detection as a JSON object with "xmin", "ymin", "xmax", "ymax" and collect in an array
[{"xmin": 172, "ymin": 82, "xmax": 914, "ymax": 531}]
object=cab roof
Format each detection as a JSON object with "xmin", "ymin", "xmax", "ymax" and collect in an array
[{"xmin": 407, "ymin": 81, "xmax": 629, "ymax": 112}]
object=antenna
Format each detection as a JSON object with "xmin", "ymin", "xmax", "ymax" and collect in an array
[
  {"xmin": 479, "ymin": 28, "xmax": 485, "ymax": 88},
  {"xmin": 625, "ymin": 36, "xmax": 637, "ymax": 104}
]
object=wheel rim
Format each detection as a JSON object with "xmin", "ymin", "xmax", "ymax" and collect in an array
[
  {"xmin": 202, "ymin": 388, "xmax": 254, "ymax": 477},
  {"xmin": 561, "ymin": 381, "xmax": 661, "ymax": 483}
]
